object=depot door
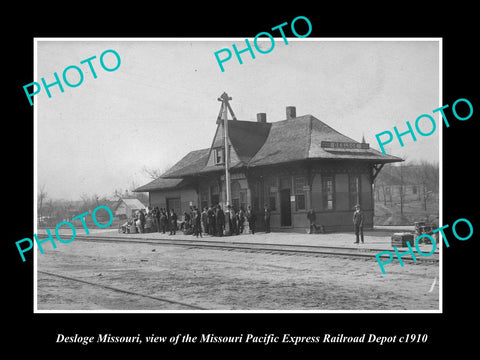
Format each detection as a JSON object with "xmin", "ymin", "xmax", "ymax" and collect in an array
[{"xmin": 280, "ymin": 189, "xmax": 292, "ymax": 226}]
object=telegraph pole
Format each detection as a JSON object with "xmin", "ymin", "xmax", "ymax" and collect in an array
[{"xmin": 218, "ymin": 92, "xmax": 232, "ymax": 207}]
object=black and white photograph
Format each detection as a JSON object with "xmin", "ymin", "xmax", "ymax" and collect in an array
[{"xmin": 33, "ymin": 38, "xmax": 440, "ymax": 312}]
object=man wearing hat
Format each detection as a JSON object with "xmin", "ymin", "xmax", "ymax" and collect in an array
[{"xmin": 353, "ymin": 204, "xmax": 364, "ymax": 244}]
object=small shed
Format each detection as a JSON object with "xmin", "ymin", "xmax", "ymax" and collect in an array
[{"xmin": 114, "ymin": 198, "xmax": 145, "ymax": 219}]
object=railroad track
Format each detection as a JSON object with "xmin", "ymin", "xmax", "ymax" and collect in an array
[
  {"xmin": 38, "ymin": 270, "xmax": 208, "ymax": 310},
  {"xmin": 68, "ymin": 234, "xmax": 438, "ymax": 264}
]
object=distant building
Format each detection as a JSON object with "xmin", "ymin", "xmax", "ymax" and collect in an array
[
  {"xmin": 114, "ymin": 198, "xmax": 146, "ymax": 219},
  {"xmin": 135, "ymin": 103, "xmax": 401, "ymax": 232}
]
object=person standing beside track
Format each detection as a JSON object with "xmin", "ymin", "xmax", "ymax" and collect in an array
[
  {"xmin": 201, "ymin": 207, "xmax": 208, "ymax": 235},
  {"xmin": 227, "ymin": 205, "xmax": 236, "ymax": 236},
  {"xmin": 165, "ymin": 208, "xmax": 171, "ymax": 233},
  {"xmin": 307, "ymin": 208, "xmax": 317, "ymax": 234},
  {"xmin": 169, "ymin": 208, "xmax": 177, "ymax": 235},
  {"xmin": 207, "ymin": 206, "xmax": 215, "ymax": 235},
  {"xmin": 139, "ymin": 210, "xmax": 146, "ymax": 233},
  {"xmin": 160, "ymin": 209, "xmax": 167, "ymax": 234},
  {"xmin": 154, "ymin": 206, "xmax": 161, "ymax": 233},
  {"xmin": 353, "ymin": 204, "xmax": 364, "ymax": 244},
  {"xmin": 135, "ymin": 211, "xmax": 143, "ymax": 233},
  {"xmin": 194, "ymin": 207, "xmax": 203, "ymax": 238},
  {"xmin": 264, "ymin": 204, "xmax": 271, "ymax": 233},
  {"xmin": 215, "ymin": 204, "xmax": 225, "ymax": 237},
  {"xmin": 246, "ymin": 205, "xmax": 256, "ymax": 234},
  {"xmin": 237, "ymin": 207, "xmax": 245, "ymax": 234}
]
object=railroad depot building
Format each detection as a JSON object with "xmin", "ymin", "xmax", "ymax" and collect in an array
[{"xmin": 135, "ymin": 104, "xmax": 401, "ymax": 232}]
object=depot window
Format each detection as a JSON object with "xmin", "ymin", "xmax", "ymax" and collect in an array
[
  {"xmin": 294, "ymin": 176, "xmax": 306, "ymax": 211},
  {"xmin": 214, "ymin": 148, "xmax": 224, "ymax": 165},
  {"xmin": 322, "ymin": 175, "xmax": 335, "ymax": 211},
  {"xmin": 349, "ymin": 174, "xmax": 361, "ymax": 208}
]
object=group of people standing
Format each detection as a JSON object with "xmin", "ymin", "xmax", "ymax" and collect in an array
[
  {"xmin": 173, "ymin": 204, "xmax": 361, "ymax": 239},
  {"xmin": 177, "ymin": 204, "xmax": 362, "ymax": 241},
  {"xmin": 122, "ymin": 203, "xmax": 365, "ymax": 243},
  {"xmin": 124, "ymin": 207, "xmax": 178, "ymax": 235},
  {"xmin": 182, "ymin": 204, "xmax": 258, "ymax": 237},
  {"xmin": 122, "ymin": 204, "xmax": 263, "ymax": 237}
]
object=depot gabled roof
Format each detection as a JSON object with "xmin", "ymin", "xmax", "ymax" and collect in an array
[
  {"xmin": 248, "ymin": 114, "xmax": 400, "ymax": 166},
  {"xmin": 133, "ymin": 177, "xmax": 188, "ymax": 193},
  {"xmin": 135, "ymin": 113, "xmax": 402, "ymax": 191}
]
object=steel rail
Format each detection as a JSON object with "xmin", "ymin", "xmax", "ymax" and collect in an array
[
  {"xmin": 38, "ymin": 270, "xmax": 208, "ymax": 310},
  {"xmin": 68, "ymin": 235, "xmax": 438, "ymax": 264}
]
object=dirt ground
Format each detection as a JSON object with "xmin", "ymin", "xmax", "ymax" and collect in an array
[{"xmin": 36, "ymin": 238, "xmax": 439, "ymax": 311}]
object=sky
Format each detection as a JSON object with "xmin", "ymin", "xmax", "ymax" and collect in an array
[{"xmin": 36, "ymin": 38, "xmax": 440, "ymax": 201}]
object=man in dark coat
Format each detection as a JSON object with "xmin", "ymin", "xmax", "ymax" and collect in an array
[
  {"xmin": 160, "ymin": 209, "xmax": 167, "ymax": 233},
  {"xmin": 307, "ymin": 208, "xmax": 317, "ymax": 234},
  {"xmin": 154, "ymin": 206, "xmax": 161, "ymax": 232},
  {"xmin": 169, "ymin": 209, "xmax": 177, "ymax": 235},
  {"xmin": 246, "ymin": 205, "xmax": 256, "ymax": 234},
  {"xmin": 165, "ymin": 208, "xmax": 171, "ymax": 232},
  {"xmin": 353, "ymin": 204, "xmax": 364, "ymax": 244},
  {"xmin": 207, "ymin": 206, "xmax": 215, "ymax": 236},
  {"xmin": 263, "ymin": 204, "xmax": 271, "ymax": 233},
  {"xmin": 194, "ymin": 207, "xmax": 202, "ymax": 238},
  {"xmin": 215, "ymin": 205, "xmax": 224, "ymax": 237},
  {"xmin": 183, "ymin": 211, "xmax": 191, "ymax": 233},
  {"xmin": 139, "ymin": 210, "xmax": 146, "ymax": 233},
  {"xmin": 226, "ymin": 205, "xmax": 236, "ymax": 236}
]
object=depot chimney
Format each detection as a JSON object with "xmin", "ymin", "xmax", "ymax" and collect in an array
[
  {"xmin": 286, "ymin": 106, "xmax": 296, "ymax": 120},
  {"xmin": 257, "ymin": 113, "xmax": 267, "ymax": 123}
]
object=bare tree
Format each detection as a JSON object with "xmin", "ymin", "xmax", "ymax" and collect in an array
[
  {"xmin": 375, "ymin": 158, "xmax": 439, "ymax": 224},
  {"xmin": 382, "ymin": 156, "xmax": 409, "ymax": 215},
  {"xmin": 381, "ymin": 185, "xmax": 387, "ymax": 206},
  {"xmin": 79, "ymin": 193, "xmax": 91, "ymax": 213},
  {"xmin": 379, "ymin": 158, "xmax": 407, "ymax": 214},
  {"xmin": 141, "ymin": 164, "xmax": 173, "ymax": 180},
  {"xmin": 375, "ymin": 164, "xmax": 394, "ymax": 207},
  {"xmin": 412, "ymin": 159, "xmax": 439, "ymax": 211},
  {"xmin": 398, "ymin": 158, "xmax": 407, "ymax": 215},
  {"xmin": 92, "ymin": 193, "xmax": 100, "ymax": 207},
  {"xmin": 45, "ymin": 199, "xmax": 54, "ymax": 218},
  {"xmin": 38, "ymin": 184, "xmax": 48, "ymax": 220},
  {"xmin": 80, "ymin": 193, "xmax": 100, "ymax": 213},
  {"xmin": 112, "ymin": 188, "xmax": 124, "ymax": 200},
  {"xmin": 142, "ymin": 166, "xmax": 163, "ymax": 180}
]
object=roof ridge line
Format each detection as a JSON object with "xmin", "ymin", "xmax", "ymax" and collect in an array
[
  {"xmin": 306, "ymin": 116, "xmax": 313, "ymax": 158},
  {"xmin": 309, "ymin": 114, "xmax": 360, "ymax": 143}
]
